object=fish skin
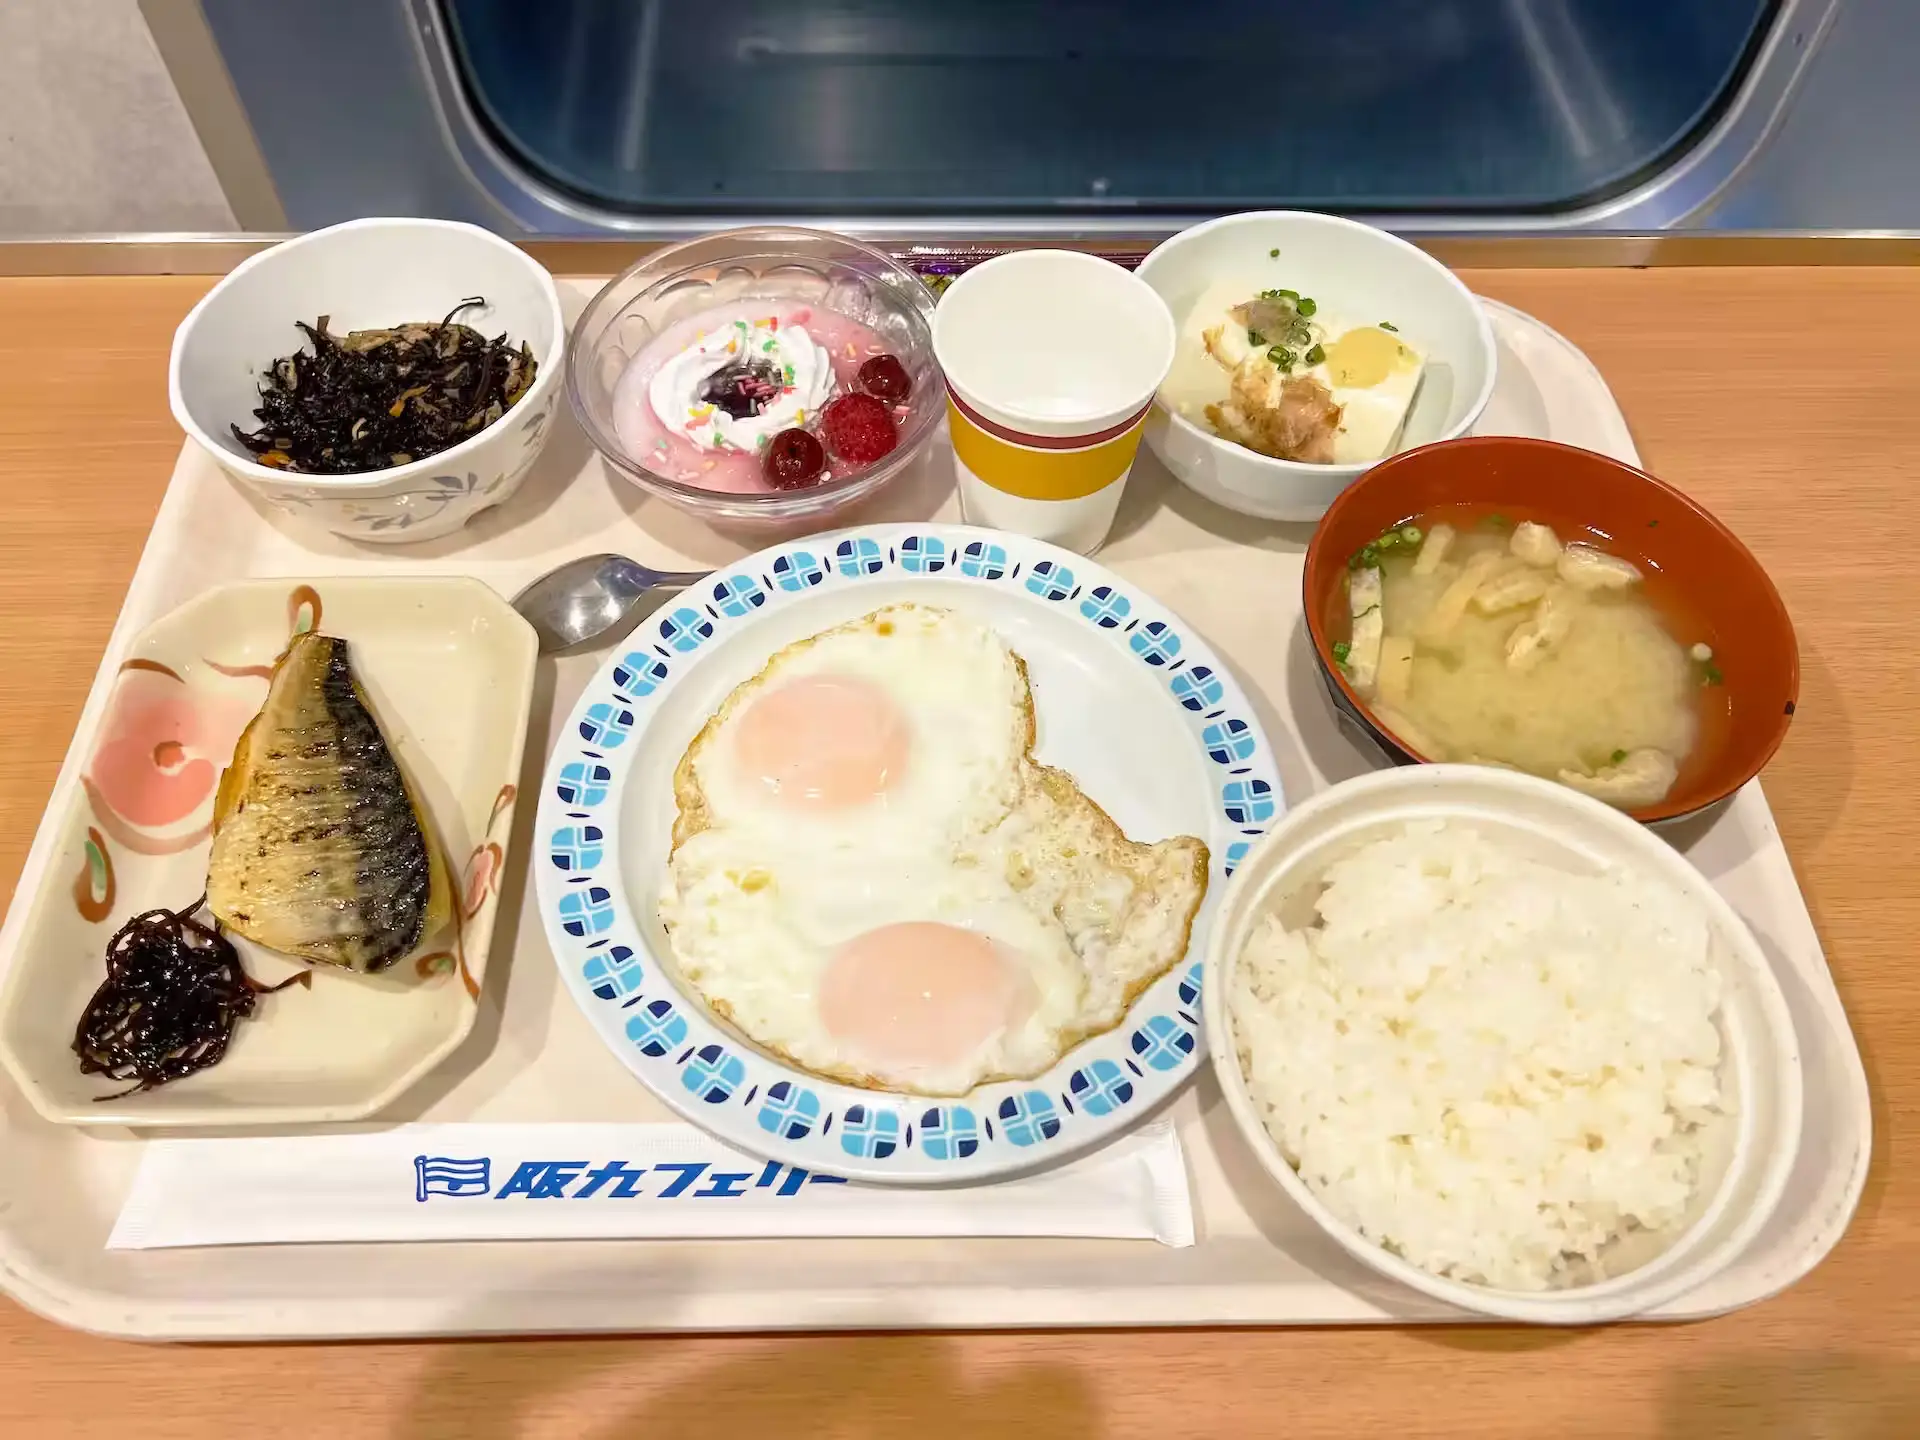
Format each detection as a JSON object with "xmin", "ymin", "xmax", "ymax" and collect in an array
[{"xmin": 206, "ymin": 633, "xmax": 449, "ymax": 971}]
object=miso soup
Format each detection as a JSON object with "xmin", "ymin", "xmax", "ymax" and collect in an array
[{"xmin": 1327, "ymin": 505, "xmax": 1728, "ymax": 810}]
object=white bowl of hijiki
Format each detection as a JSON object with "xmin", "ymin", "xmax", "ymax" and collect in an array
[
  {"xmin": 168, "ymin": 217, "xmax": 565, "ymax": 544},
  {"xmin": 1302, "ymin": 436, "xmax": 1799, "ymax": 825},
  {"xmin": 1136, "ymin": 211, "xmax": 1498, "ymax": 523}
]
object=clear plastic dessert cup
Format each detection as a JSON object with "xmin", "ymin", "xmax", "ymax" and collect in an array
[{"xmin": 567, "ymin": 227, "xmax": 942, "ymax": 534}]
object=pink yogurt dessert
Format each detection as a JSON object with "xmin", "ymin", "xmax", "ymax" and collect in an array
[{"xmin": 611, "ymin": 300, "xmax": 909, "ymax": 495}]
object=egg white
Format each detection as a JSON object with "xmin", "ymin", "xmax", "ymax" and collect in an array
[
  {"xmin": 659, "ymin": 603, "xmax": 1211, "ymax": 1096},
  {"xmin": 662, "ymin": 838, "xmax": 1090, "ymax": 1094},
  {"xmin": 675, "ymin": 603, "xmax": 1029, "ymax": 858}
]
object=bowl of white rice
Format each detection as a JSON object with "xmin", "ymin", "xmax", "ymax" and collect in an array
[{"xmin": 1203, "ymin": 764, "xmax": 1802, "ymax": 1324}]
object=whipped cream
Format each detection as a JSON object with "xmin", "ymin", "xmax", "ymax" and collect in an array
[{"xmin": 647, "ymin": 315, "xmax": 835, "ymax": 454}]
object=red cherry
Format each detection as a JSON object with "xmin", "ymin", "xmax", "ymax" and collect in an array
[
  {"xmin": 855, "ymin": 353, "xmax": 913, "ymax": 403},
  {"xmin": 821, "ymin": 392, "xmax": 898, "ymax": 466},
  {"xmin": 763, "ymin": 428, "xmax": 827, "ymax": 489}
]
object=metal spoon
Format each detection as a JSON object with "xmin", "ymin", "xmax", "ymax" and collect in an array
[{"xmin": 512, "ymin": 553, "xmax": 710, "ymax": 653}]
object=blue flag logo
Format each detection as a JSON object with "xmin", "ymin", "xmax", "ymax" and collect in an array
[
  {"xmin": 414, "ymin": 1155, "xmax": 492, "ymax": 1201},
  {"xmin": 411, "ymin": 1152, "xmax": 849, "ymax": 1202}
]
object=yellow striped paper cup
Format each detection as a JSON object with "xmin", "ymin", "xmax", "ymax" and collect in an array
[{"xmin": 934, "ymin": 251, "xmax": 1175, "ymax": 554}]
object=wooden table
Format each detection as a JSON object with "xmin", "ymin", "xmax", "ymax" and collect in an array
[{"xmin": 0, "ymin": 255, "xmax": 1915, "ymax": 1438}]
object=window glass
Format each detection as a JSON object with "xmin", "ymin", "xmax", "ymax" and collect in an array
[{"xmin": 443, "ymin": 0, "xmax": 1778, "ymax": 215}]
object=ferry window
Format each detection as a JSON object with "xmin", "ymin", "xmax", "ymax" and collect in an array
[{"xmin": 442, "ymin": 0, "xmax": 1779, "ymax": 216}]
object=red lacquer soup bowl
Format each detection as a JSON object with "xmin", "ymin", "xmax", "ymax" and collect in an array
[{"xmin": 1301, "ymin": 436, "xmax": 1798, "ymax": 825}]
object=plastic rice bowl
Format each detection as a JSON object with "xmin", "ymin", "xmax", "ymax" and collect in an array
[{"xmin": 1201, "ymin": 765, "xmax": 1803, "ymax": 1324}]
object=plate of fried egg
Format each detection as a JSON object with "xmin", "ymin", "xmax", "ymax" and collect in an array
[{"xmin": 535, "ymin": 524, "xmax": 1281, "ymax": 1181}]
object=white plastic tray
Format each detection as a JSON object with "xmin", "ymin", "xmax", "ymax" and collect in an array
[{"xmin": 0, "ymin": 288, "xmax": 1869, "ymax": 1339}]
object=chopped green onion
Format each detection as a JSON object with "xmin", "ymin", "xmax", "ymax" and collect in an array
[
  {"xmin": 1268, "ymin": 345, "xmax": 1295, "ymax": 370},
  {"xmin": 1702, "ymin": 661, "xmax": 1725, "ymax": 686},
  {"xmin": 1486, "ymin": 514, "xmax": 1511, "ymax": 530},
  {"xmin": 1380, "ymin": 320, "xmax": 1399, "ymax": 332},
  {"xmin": 1611, "ymin": 749, "xmax": 1628, "ymax": 764},
  {"xmin": 1260, "ymin": 287, "xmax": 1300, "ymax": 303},
  {"xmin": 1331, "ymin": 641, "xmax": 1352, "ymax": 663},
  {"xmin": 1305, "ymin": 343, "xmax": 1326, "ymax": 366},
  {"xmin": 1247, "ymin": 329, "xmax": 1265, "ymax": 346},
  {"xmin": 1376, "ymin": 531, "xmax": 1401, "ymax": 549},
  {"xmin": 1269, "ymin": 247, "xmax": 1280, "ymax": 258},
  {"xmin": 1297, "ymin": 297, "xmax": 1318, "ymax": 318},
  {"xmin": 1399, "ymin": 524, "xmax": 1423, "ymax": 545}
]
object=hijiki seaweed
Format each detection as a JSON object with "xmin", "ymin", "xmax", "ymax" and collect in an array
[
  {"xmin": 231, "ymin": 297, "xmax": 537, "ymax": 475},
  {"xmin": 73, "ymin": 898, "xmax": 309, "ymax": 1098}
]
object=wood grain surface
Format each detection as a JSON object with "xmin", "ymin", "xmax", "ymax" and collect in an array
[{"xmin": 0, "ymin": 268, "xmax": 1914, "ymax": 1439}]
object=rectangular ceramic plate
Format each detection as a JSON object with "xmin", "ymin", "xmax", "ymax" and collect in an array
[
  {"xmin": 0, "ymin": 578, "xmax": 538, "ymax": 1127},
  {"xmin": 0, "ymin": 286, "xmax": 1869, "ymax": 1337}
]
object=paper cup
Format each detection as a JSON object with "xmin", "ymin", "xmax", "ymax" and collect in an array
[{"xmin": 935, "ymin": 251, "xmax": 1176, "ymax": 554}]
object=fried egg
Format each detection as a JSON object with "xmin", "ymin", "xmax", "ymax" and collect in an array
[{"xmin": 658, "ymin": 603, "xmax": 1209, "ymax": 1096}]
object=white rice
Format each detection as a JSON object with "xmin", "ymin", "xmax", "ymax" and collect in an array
[{"xmin": 1229, "ymin": 820, "xmax": 1728, "ymax": 1292}]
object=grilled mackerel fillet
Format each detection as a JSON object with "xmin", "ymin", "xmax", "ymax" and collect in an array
[{"xmin": 206, "ymin": 632, "xmax": 449, "ymax": 971}]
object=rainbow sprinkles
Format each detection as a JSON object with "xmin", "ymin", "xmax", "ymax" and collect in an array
[
  {"xmin": 610, "ymin": 297, "xmax": 914, "ymax": 496},
  {"xmin": 648, "ymin": 315, "xmax": 832, "ymax": 459}
]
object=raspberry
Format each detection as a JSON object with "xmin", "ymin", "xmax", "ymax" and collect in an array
[
  {"xmin": 762, "ymin": 428, "xmax": 827, "ymax": 489},
  {"xmin": 855, "ymin": 353, "xmax": 912, "ymax": 403},
  {"xmin": 820, "ymin": 392, "xmax": 897, "ymax": 466}
]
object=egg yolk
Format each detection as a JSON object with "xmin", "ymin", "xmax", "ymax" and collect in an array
[
  {"xmin": 732, "ymin": 673, "xmax": 909, "ymax": 810},
  {"xmin": 820, "ymin": 922, "xmax": 1030, "ymax": 1072}
]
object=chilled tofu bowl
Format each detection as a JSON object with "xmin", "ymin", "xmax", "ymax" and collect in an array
[{"xmin": 1137, "ymin": 212, "xmax": 1497, "ymax": 522}]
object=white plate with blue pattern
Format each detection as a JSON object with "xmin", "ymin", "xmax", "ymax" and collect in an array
[{"xmin": 534, "ymin": 523, "xmax": 1282, "ymax": 1182}]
